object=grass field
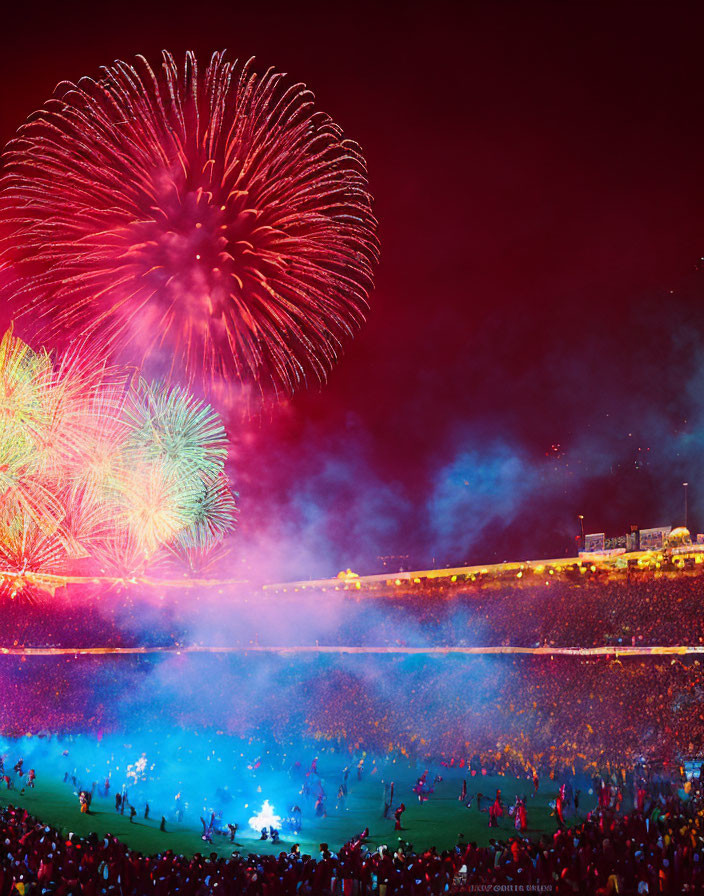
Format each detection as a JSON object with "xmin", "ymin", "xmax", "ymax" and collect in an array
[{"xmin": 0, "ymin": 760, "xmax": 568, "ymax": 857}]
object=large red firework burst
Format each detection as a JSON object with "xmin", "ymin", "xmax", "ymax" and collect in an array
[{"xmin": 0, "ymin": 51, "xmax": 379, "ymax": 395}]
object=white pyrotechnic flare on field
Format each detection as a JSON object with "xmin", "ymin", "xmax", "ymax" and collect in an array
[
  {"xmin": 248, "ymin": 800, "xmax": 281, "ymax": 832},
  {"xmin": 126, "ymin": 754, "xmax": 150, "ymax": 785}
]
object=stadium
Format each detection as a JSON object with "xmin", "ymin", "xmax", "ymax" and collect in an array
[
  {"xmin": 1, "ymin": 530, "xmax": 704, "ymax": 892},
  {"xmin": 3, "ymin": 4, "xmax": 704, "ymax": 894}
]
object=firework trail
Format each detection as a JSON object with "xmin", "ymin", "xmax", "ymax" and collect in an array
[
  {"xmin": 0, "ymin": 331, "xmax": 238, "ymax": 596},
  {"xmin": 122, "ymin": 379, "xmax": 228, "ymax": 483},
  {"xmin": 0, "ymin": 51, "xmax": 379, "ymax": 396},
  {"xmin": 108, "ymin": 379, "xmax": 237, "ymax": 572},
  {"xmin": 0, "ymin": 328, "xmax": 68, "ymax": 531}
]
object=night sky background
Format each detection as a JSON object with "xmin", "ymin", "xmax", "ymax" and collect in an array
[{"xmin": 3, "ymin": 1, "xmax": 704, "ymax": 579}]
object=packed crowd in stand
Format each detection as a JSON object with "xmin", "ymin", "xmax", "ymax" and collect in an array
[
  {"xmin": 3, "ymin": 568, "xmax": 704, "ymax": 651},
  {"xmin": 331, "ymin": 571, "xmax": 704, "ymax": 649},
  {"xmin": 2, "ymin": 652, "xmax": 704, "ymax": 773},
  {"xmin": 2, "ymin": 572, "xmax": 704, "ymax": 768}
]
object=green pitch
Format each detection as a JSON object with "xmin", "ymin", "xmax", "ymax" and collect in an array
[{"xmin": 0, "ymin": 762, "xmax": 568, "ymax": 857}]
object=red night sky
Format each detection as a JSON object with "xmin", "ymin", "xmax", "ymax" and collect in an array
[{"xmin": 3, "ymin": 1, "xmax": 704, "ymax": 577}]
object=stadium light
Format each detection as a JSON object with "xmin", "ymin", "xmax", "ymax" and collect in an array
[{"xmin": 684, "ymin": 482, "xmax": 689, "ymax": 529}]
